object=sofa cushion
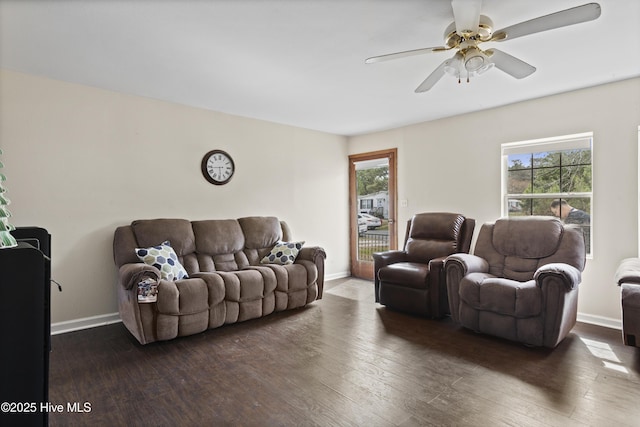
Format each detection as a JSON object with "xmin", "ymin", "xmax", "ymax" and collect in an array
[
  {"xmin": 156, "ymin": 278, "xmax": 211, "ymax": 315},
  {"xmin": 131, "ymin": 219, "xmax": 195, "ymax": 257},
  {"xmin": 261, "ymin": 241, "xmax": 304, "ymax": 265},
  {"xmin": 459, "ymin": 273, "xmax": 541, "ymax": 317},
  {"xmin": 136, "ymin": 241, "xmax": 189, "ymax": 281},
  {"xmin": 192, "ymin": 219, "xmax": 244, "ymax": 255},
  {"xmin": 378, "ymin": 262, "xmax": 429, "ymax": 289},
  {"xmin": 238, "ymin": 216, "xmax": 282, "ymax": 249},
  {"xmin": 192, "ymin": 220, "xmax": 248, "ymax": 272}
]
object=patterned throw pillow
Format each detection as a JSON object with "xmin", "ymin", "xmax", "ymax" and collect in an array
[
  {"xmin": 135, "ymin": 240, "xmax": 189, "ymax": 281},
  {"xmin": 261, "ymin": 241, "xmax": 305, "ymax": 265}
]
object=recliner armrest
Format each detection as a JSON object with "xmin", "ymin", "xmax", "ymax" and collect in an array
[
  {"xmin": 428, "ymin": 256, "xmax": 447, "ymax": 270},
  {"xmin": 428, "ymin": 256, "xmax": 449, "ymax": 318},
  {"xmin": 373, "ymin": 250, "xmax": 408, "ymax": 268},
  {"xmin": 444, "ymin": 253, "xmax": 489, "ymax": 275},
  {"xmin": 372, "ymin": 250, "xmax": 408, "ymax": 303},
  {"xmin": 444, "ymin": 253, "xmax": 488, "ymax": 323},
  {"xmin": 615, "ymin": 258, "xmax": 640, "ymax": 286},
  {"xmin": 118, "ymin": 263, "xmax": 160, "ymax": 290},
  {"xmin": 535, "ymin": 263, "xmax": 582, "ymax": 291}
]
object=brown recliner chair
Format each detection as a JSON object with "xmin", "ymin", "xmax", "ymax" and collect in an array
[
  {"xmin": 373, "ymin": 212, "xmax": 475, "ymax": 318},
  {"xmin": 445, "ymin": 217, "xmax": 586, "ymax": 348}
]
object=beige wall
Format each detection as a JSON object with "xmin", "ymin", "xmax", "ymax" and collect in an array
[
  {"xmin": 2, "ymin": 68, "xmax": 638, "ymax": 328},
  {"xmin": 349, "ymin": 77, "xmax": 640, "ymax": 325},
  {"xmin": 0, "ymin": 70, "xmax": 351, "ymax": 324}
]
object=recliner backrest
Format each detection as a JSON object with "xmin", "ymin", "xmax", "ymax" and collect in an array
[
  {"xmin": 474, "ymin": 217, "xmax": 586, "ymax": 281},
  {"xmin": 404, "ymin": 212, "xmax": 470, "ymax": 263},
  {"xmin": 238, "ymin": 216, "xmax": 284, "ymax": 265},
  {"xmin": 192, "ymin": 219, "xmax": 248, "ymax": 272},
  {"xmin": 130, "ymin": 219, "xmax": 199, "ymax": 273}
]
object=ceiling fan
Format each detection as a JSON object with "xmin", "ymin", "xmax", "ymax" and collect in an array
[{"xmin": 365, "ymin": 1, "xmax": 601, "ymax": 92}]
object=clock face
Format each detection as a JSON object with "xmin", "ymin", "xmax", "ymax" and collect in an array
[{"xmin": 201, "ymin": 150, "xmax": 235, "ymax": 185}]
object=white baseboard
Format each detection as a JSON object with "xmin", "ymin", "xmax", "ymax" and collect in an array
[
  {"xmin": 577, "ymin": 312, "xmax": 621, "ymax": 330},
  {"xmin": 51, "ymin": 312, "xmax": 121, "ymax": 335},
  {"xmin": 325, "ymin": 271, "xmax": 351, "ymax": 281}
]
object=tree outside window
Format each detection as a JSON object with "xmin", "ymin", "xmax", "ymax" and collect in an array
[
  {"xmin": 503, "ymin": 133, "xmax": 592, "ymax": 255},
  {"xmin": 356, "ymin": 166, "xmax": 389, "ymax": 195}
]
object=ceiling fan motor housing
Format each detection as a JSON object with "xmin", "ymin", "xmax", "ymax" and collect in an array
[{"xmin": 444, "ymin": 15, "xmax": 494, "ymax": 48}]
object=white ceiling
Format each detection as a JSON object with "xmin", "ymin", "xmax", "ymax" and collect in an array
[{"xmin": 1, "ymin": 1, "xmax": 639, "ymax": 136}]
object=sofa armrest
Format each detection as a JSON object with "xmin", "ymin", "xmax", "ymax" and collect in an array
[
  {"xmin": 297, "ymin": 246, "xmax": 326, "ymax": 299},
  {"xmin": 297, "ymin": 246, "xmax": 326, "ymax": 263},
  {"xmin": 615, "ymin": 258, "xmax": 640, "ymax": 285},
  {"xmin": 535, "ymin": 263, "xmax": 582, "ymax": 291},
  {"xmin": 118, "ymin": 263, "xmax": 160, "ymax": 290}
]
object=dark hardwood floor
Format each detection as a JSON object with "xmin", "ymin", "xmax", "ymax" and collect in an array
[{"xmin": 46, "ymin": 278, "xmax": 640, "ymax": 426}]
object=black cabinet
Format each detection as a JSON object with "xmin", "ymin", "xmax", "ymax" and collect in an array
[{"xmin": 1, "ymin": 228, "xmax": 51, "ymax": 427}]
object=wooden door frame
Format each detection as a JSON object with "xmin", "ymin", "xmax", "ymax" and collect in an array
[{"xmin": 349, "ymin": 148, "xmax": 398, "ymax": 279}]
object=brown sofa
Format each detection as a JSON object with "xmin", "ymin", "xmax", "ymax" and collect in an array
[
  {"xmin": 445, "ymin": 217, "xmax": 586, "ymax": 348},
  {"xmin": 113, "ymin": 216, "xmax": 326, "ymax": 344}
]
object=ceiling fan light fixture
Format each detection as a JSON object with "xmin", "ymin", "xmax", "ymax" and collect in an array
[
  {"xmin": 465, "ymin": 55, "xmax": 484, "ymax": 71},
  {"xmin": 477, "ymin": 62, "xmax": 494, "ymax": 75},
  {"xmin": 444, "ymin": 52, "xmax": 464, "ymax": 77},
  {"xmin": 463, "ymin": 47, "xmax": 486, "ymax": 72}
]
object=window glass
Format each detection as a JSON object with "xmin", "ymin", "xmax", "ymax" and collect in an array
[
  {"xmin": 503, "ymin": 134, "xmax": 592, "ymax": 256},
  {"xmin": 507, "ymin": 168, "xmax": 531, "ymax": 194}
]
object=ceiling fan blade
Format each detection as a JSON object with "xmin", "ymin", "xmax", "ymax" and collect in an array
[
  {"xmin": 451, "ymin": 0, "xmax": 482, "ymax": 36},
  {"xmin": 491, "ymin": 3, "xmax": 601, "ymax": 42},
  {"xmin": 365, "ymin": 46, "xmax": 449, "ymax": 64},
  {"xmin": 414, "ymin": 57, "xmax": 451, "ymax": 93},
  {"xmin": 486, "ymin": 49, "xmax": 536, "ymax": 79}
]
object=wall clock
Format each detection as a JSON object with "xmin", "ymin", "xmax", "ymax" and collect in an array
[{"xmin": 201, "ymin": 149, "xmax": 235, "ymax": 185}]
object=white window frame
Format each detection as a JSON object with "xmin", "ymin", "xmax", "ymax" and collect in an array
[{"xmin": 501, "ymin": 132, "xmax": 593, "ymax": 257}]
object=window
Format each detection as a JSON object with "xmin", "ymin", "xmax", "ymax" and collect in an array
[
  {"xmin": 502, "ymin": 133, "xmax": 592, "ymax": 255},
  {"xmin": 360, "ymin": 199, "xmax": 373, "ymax": 211}
]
